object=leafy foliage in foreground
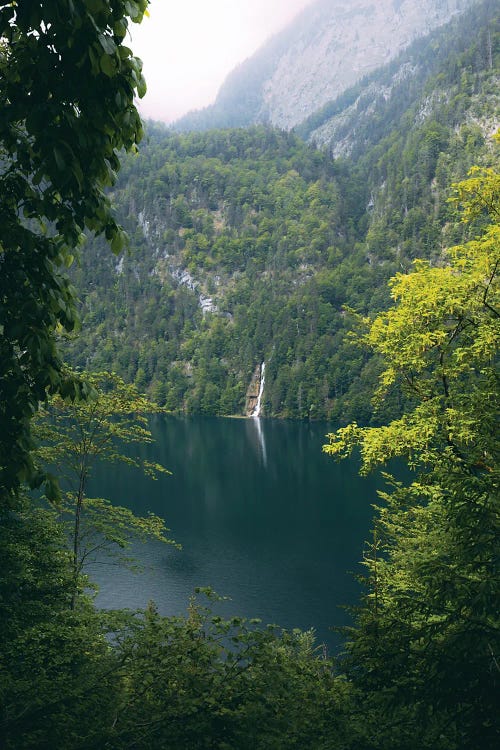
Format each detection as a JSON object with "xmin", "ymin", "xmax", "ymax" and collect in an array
[
  {"xmin": 0, "ymin": 502, "xmax": 120, "ymax": 749},
  {"xmin": 104, "ymin": 597, "xmax": 352, "ymax": 750},
  {"xmin": 324, "ymin": 163, "xmax": 499, "ymax": 749},
  {"xmin": 34, "ymin": 371, "xmax": 176, "ymax": 608},
  {"xmin": 0, "ymin": 0, "xmax": 147, "ymax": 508},
  {"xmin": 0, "ymin": 523, "xmax": 352, "ymax": 750},
  {"xmin": 3, "ymin": 376, "xmax": 350, "ymax": 749}
]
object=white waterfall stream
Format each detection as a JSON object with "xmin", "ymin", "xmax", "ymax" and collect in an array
[{"xmin": 252, "ymin": 362, "xmax": 266, "ymax": 418}]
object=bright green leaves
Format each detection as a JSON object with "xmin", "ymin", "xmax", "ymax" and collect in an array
[
  {"xmin": 323, "ymin": 161, "xmax": 500, "ymax": 749},
  {"xmin": 35, "ymin": 370, "xmax": 169, "ymax": 478},
  {"xmin": 110, "ymin": 226, "xmax": 126, "ymax": 255},
  {"xmin": 34, "ymin": 369, "xmax": 175, "ymax": 604},
  {"xmin": 325, "ymin": 162, "xmax": 500, "ymax": 475},
  {"xmin": 449, "ymin": 165, "xmax": 500, "ymax": 224}
]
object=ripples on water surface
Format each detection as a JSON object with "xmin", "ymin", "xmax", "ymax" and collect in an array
[{"xmin": 89, "ymin": 415, "xmax": 381, "ymax": 650}]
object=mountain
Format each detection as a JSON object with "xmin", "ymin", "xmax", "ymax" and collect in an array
[
  {"xmin": 298, "ymin": 0, "xmax": 499, "ymax": 155},
  {"xmin": 63, "ymin": 0, "xmax": 498, "ymax": 423},
  {"xmin": 175, "ymin": 0, "xmax": 475, "ymax": 132}
]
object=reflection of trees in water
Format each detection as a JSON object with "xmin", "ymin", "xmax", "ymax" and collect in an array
[{"xmin": 89, "ymin": 414, "xmax": 378, "ymax": 648}]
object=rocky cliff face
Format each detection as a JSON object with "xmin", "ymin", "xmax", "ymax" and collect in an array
[
  {"xmin": 245, "ymin": 364, "xmax": 263, "ymax": 417},
  {"xmin": 259, "ymin": 0, "xmax": 474, "ymax": 129},
  {"xmin": 298, "ymin": 0, "xmax": 498, "ymax": 155},
  {"xmin": 176, "ymin": 0, "xmax": 475, "ymax": 132}
]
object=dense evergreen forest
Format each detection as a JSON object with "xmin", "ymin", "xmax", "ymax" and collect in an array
[
  {"xmin": 63, "ymin": 0, "xmax": 498, "ymax": 424},
  {"xmin": 0, "ymin": 1, "xmax": 498, "ymax": 749}
]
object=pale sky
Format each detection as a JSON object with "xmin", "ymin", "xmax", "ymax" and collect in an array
[{"xmin": 129, "ymin": 0, "xmax": 314, "ymax": 123}]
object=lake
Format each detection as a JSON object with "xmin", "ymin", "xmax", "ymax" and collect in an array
[{"xmin": 89, "ymin": 415, "xmax": 382, "ymax": 652}]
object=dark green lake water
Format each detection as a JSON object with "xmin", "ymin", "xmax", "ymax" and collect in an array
[{"xmin": 89, "ymin": 415, "xmax": 381, "ymax": 652}]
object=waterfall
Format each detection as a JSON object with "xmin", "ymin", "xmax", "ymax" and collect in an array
[{"xmin": 252, "ymin": 362, "xmax": 265, "ymax": 418}]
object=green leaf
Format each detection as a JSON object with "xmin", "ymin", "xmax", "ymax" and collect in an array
[
  {"xmin": 98, "ymin": 33, "xmax": 116, "ymax": 56},
  {"xmin": 136, "ymin": 72, "xmax": 147, "ymax": 98},
  {"xmin": 100, "ymin": 53, "xmax": 117, "ymax": 77},
  {"xmin": 53, "ymin": 146, "xmax": 65, "ymax": 170},
  {"xmin": 110, "ymin": 229, "xmax": 125, "ymax": 255}
]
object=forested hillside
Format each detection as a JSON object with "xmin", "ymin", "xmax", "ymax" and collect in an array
[
  {"xmin": 65, "ymin": 127, "xmax": 387, "ymax": 422},
  {"xmin": 63, "ymin": 0, "xmax": 499, "ymax": 423}
]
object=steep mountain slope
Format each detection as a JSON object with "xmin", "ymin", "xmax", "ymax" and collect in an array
[
  {"xmin": 66, "ymin": 129, "xmax": 375, "ymax": 419},
  {"xmin": 176, "ymin": 0, "xmax": 475, "ymax": 131},
  {"xmin": 63, "ymin": 1, "xmax": 498, "ymax": 423},
  {"xmin": 298, "ymin": 0, "xmax": 498, "ymax": 155}
]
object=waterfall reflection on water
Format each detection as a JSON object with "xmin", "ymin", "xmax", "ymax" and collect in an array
[
  {"xmin": 251, "ymin": 416, "xmax": 267, "ymax": 465},
  {"xmin": 90, "ymin": 415, "xmax": 380, "ymax": 650}
]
